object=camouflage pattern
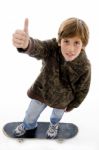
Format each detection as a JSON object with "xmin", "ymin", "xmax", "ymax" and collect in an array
[{"xmin": 18, "ymin": 38, "xmax": 91, "ymax": 110}]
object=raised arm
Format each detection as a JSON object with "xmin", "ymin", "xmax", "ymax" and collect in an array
[{"xmin": 12, "ymin": 18, "xmax": 57, "ymax": 60}]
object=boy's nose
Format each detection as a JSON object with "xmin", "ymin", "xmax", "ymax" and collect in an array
[{"xmin": 68, "ymin": 45, "xmax": 74, "ymax": 52}]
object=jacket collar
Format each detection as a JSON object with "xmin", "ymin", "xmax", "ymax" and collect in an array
[{"xmin": 61, "ymin": 50, "xmax": 88, "ymax": 83}]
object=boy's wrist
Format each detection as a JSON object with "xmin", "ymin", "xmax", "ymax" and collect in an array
[{"xmin": 24, "ymin": 38, "xmax": 31, "ymax": 50}]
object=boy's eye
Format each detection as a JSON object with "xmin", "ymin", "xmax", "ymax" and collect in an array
[
  {"xmin": 75, "ymin": 41, "xmax": 80, "ymax": 45},
  {"xmin": 64, "ymin": 40, "xmax": 69, "ymax": 43}
]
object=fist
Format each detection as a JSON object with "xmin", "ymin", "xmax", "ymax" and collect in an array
[{"xmin": 12, "ymin": 18, "xmax": 29, "ymax": 49}]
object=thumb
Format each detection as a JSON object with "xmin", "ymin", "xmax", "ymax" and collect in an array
[{"xmin": 24, "ymin": 18, "xmax": 29, "ymax": 34}]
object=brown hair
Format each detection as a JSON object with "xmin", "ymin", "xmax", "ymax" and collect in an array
[{"xmin": 58, "ymin": 17, "xmax": 89, "ymax": 47}]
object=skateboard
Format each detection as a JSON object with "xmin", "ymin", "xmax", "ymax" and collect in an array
[{"xmin": 3, "ymin": 122, "xmax": 78, "ymax": 141}]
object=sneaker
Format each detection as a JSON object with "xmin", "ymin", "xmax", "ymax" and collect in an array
[
  {"xmin": 46, "ymin": 123, "xmax": 59, "ymax": 138},
  {"xmin": 14, "ymin": 123, "xmax": 26, "ymax": 137}
]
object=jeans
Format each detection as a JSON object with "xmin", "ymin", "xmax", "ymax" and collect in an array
[{"xmin": 23, "ymin": 99, "xmax": 65, "ymax": 130}]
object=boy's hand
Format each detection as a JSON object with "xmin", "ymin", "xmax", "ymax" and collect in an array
[
  {"xmin": 64, "ymin": 104, "xmax": 74, "ymax": 112},
  {"xmin": 12, "ymin": 18, "xmax": 30, "ymax": 49},
  {"xmin": 65, "ymin": 106, "xmax": 74, "ymax": 112}
]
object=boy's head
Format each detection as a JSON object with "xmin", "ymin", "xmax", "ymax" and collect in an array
[
  {"xmin": 58, "ymin": 17, "xmax": 89, "ymax": 47},
  {"xmin": 58, "ymin": 18, "xmax": 89, "ymax": 61}
]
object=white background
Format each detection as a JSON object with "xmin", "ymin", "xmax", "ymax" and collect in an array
[{"xmin": 0, "ymin": 0, "xmax": 99, "ymax": 149}]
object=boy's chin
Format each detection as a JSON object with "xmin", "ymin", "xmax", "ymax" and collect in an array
[{"xmin": 64, "ymin": 56, "xmax": 76, "ymax": 62}]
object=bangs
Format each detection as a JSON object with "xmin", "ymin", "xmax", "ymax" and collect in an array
[{"xmin": 60, "ymin": 21, "xmax": 82, "ymax": 38}]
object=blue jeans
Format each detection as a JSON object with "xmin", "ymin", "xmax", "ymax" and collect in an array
[{"xmin": 23, "ymin": 99, "xmax": 65, "ymax": 130}]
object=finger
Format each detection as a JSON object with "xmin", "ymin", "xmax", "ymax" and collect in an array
[
  {"xmin": 24, "ymin": 18, "xmax": 29, "ymax": 34},
  {"xmin": 13, "ymin": 39, "xmax": 24, "ymax": 48},
  {"xmin": 13, "ymin": 32, "xmax": 26, "ymax": 40},
  {"xmin": 13, "ymin": 38, "xmax": 24, "ymax": 45}
]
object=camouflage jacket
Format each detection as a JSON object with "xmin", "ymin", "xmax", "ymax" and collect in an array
[{"xmin": 18, "ymin": 38, "xmax": 91, "ymax": 110}]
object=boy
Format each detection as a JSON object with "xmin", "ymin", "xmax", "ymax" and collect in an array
[{"xmin": 12, "ymin": 17, "xmax": 91, "ymax": 138}]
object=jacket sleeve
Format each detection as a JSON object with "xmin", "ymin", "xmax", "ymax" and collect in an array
[
  {"xmin": 17, "ymin": 38, "xmax": 57, "ymax": 60},
  {"xmin": 67, "ymin": 65, "xmax": 91, "ymax": 110}
]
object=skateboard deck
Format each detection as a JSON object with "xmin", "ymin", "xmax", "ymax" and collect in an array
[{"xmin": 3, "ymin": 122, "xmax": 78, "ymax": 140}]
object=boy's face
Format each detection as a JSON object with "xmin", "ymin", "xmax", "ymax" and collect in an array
[{"xmin": 59, "ymin": 36, "xmax": 83, "ymax": 61}]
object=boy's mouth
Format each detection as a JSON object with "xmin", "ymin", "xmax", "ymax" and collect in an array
[{"xmin": 65, "ymin": 53, "xmax": 75, "ymax": 57}]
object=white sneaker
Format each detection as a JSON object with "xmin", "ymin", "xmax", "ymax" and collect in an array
[
  {"xmin": 14, "ymin": 123, "xmax": 26, "ymax": 137},
  {"xmin": 47, "ymin": 123, "xmax": 59, "ymax": 138}
]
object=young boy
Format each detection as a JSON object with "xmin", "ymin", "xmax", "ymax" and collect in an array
[{"xmin": 12, "ymin": 17, "xmax": 91, "ymax": 138}]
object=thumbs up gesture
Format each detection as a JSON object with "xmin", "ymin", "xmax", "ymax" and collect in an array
[{"xmin": 12, "ymin": 18, "xmax": 30, "ymax": 49}]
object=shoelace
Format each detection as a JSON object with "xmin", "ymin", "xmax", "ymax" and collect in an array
[
  {"xmin": 18, "ymin": 124, "xmax": 25, "ymax": 131},
  {"xmin": 48, "ymin": 125, "xmax": 58, "ymax": 132}
]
